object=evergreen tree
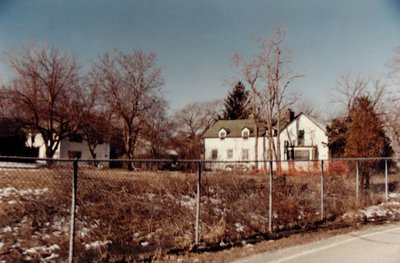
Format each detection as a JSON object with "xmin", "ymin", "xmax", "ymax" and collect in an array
[
  {"xmin": 327, "ymin": 117, "xmax": 349, "ymax": 158},
  {"xmin": 221, "ymin": 81, "xmax": 250, "ymax": 120},
  {"xmin": 344, "ymin": 96, "xmax": 392, "ymax": 188}
]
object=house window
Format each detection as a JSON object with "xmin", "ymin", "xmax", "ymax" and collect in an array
[
  {"xmin": 211, "ymin": 149, "xmax": 218, "ymax": 160},
  {"xmin": 298, "ymin": 130, "xmax": 305, "ymax": 146},
  {"xmin": 219, "ymin": 131, "xmax": 226, "ymax": 140},
  {"xmin": 68, "ymin": 151, "xmax": 82, "ymax": 159},
  {"xmin": 242, "ymin": 130, "xmax": 249, "ymax": 139},
  {"xmin": 293, "ymin": 149, "xmax": 310, "ymax": 161},
  {"xmin": 69, "ymin": 134, "xmax": 84, "ymax": 143},
  {"xmin": 219, "ymin": 130, "xmax": 226, "ymax": 140},
  {"xmin": 227, "ymin": 149, "xmax": 233, "ymax": 159},
  {"xmin": 242, "ymin": 149, "xmax": 249, "ymax": 161},
  {"xmin": 242, "ymin": 128, "xmax": 250, "ymax": 139}
]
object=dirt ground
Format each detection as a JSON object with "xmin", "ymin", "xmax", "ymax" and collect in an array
[{"xmin": 1, "ymin": 164, "xmax": 399, "ymax": 261}]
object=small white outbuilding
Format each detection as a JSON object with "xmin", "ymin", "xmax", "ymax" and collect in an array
[{"xmin": 27, "ymin": 133, "xmax": 110, "ymax": 166}]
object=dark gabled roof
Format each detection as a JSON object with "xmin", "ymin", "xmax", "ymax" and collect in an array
[
  {"xmin": 280, "ymin": 113, "xmax": 328, "ymax": 134},
  {"xmin": 203, "ymin": 119, "xmax": 267, "ymax": 138},
  {"xmin": 204, "ymin": 113, "xmax": 328, "ymax": 139},
  {"xmin": 306, "ymin": 114, "xmax": 328, "ymax": 133}
]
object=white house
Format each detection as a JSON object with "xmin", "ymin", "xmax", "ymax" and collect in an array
[
  {"xmin": 203, "ymin": 110, "xmax": 329, "ymax": 171},
  {"xmin": 27, "ymin": 133, "xmax": 110, "ymax": 166},
  {"xmin": 203, "ymin": 119, "xmax": 266, "ymax": 170}
]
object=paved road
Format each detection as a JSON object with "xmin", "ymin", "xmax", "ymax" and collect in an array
[{"xmin": 233, "ymin": 223, "xmax": 400, "ymax": 263}]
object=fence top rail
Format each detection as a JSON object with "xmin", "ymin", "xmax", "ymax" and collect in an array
[
  {"xmin": 0, "ymin": 156, "xmax": 397, "ymax": 163},
  {"xmin": 199, "ymin": 157, "xmax": 396, "ymax": 163}
]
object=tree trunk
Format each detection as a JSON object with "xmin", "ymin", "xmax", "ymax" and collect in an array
[
  {"xmin": 45, "ymin": 143, "xmax": 56, "ymax": 167},
  {"xmin": 125, "ymin": 132, "xmax": 135, "ymax": 171},
  {"xmin": 276, "ymin": 109, "xmax": 282, "ymax": 174},
  {"xmin": 254, "ymin": 124, "xmax": 258, "ymax": 169}
]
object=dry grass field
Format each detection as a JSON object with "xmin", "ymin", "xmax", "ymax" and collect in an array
[{"xmin": 1, "ymin": 161, "xmax": 399, "ymax": 262}]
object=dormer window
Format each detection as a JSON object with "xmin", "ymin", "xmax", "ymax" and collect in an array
[
  {"xmin": 219, "ymin": 128, "xmax": 227, "ymax": 140},
  {"xmin": 242, "ymin": 128, "xmax": 250, "ymax": 139}
]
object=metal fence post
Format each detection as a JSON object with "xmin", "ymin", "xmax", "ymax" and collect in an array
[
  {"xmin": 195, "ymin": 160, "xmax": 202, "ymax": 245},
  {"xmin": 385, "ymin": 159, "xmax": 388, "ymax": 202},
  {"xmin": 68, "ymin": 159, "xmax": 78, "ymax": 263},
  {"xmin": 320, "ymin": 160, "xmax": 324, "ymax": 221},
  {"xmin": 356, "ymin": 160, "xmax": 359, "ymax": 209},
  {"xmin": 268, "ymin": 160, "xmax": 273, "ymax": 233}
]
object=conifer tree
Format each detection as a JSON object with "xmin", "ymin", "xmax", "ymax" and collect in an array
[
  {"xmin": 221, "ymin": 81, "xmax": 250, "ymax": 120},
  {"xmin": 344, "ymin": 96, "xmax": 392, "ymax": 188}
]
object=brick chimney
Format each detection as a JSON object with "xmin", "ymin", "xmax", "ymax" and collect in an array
[{"xmin": 285, "ymin": 108, "xmax": 295, "ymax": 122}]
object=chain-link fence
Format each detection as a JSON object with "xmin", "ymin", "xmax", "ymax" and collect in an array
[{"xmin": 1, "ymin": 157, "xmax": 400, "ymax": 261}]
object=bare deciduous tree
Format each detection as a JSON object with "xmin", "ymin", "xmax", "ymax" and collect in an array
[
  {"xmin": 140, "ymin": 98, "xmax": 172, "ymax": 159},
  {"xmin": 89, "ymin": 50, "xmax": 164, "ymax": 170},
  {"xmin": 173, "ymin": 100, "xmax": 222, "ymax": 159},
  {"xmin": 234, "ymin": 28, "xmax": 302, "ymax": 170},
  {"xmin": 3, "ymin": 44, "xmax": 80, "ymax": 158},
  {"xmin": 383, "ymin": 48, "xmax": 400, "ymax": 157},
  {"xmin": 77, "ymin": 79, "xmax": 112, "ymax": 161},
  {"xmin": 334, "ymin": 73, "xmax": 385, "ymax": 114},
  {"xmin": 233, "ymin": 51, "xmax": 263, "ymax": 167},
  {"xmin": 293, "ymin": 98, "xmax": 321, "ymax": 118}
]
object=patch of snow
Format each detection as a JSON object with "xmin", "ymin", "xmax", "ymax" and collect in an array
[
  {"xmin": 342, "ymin": 211, "xmax": 358, "ymax": 219},
  {"xmin": 0, "ymin": 187, "xmax": 48, "ymax": 200},
  {"xmin": 0, "ymin": 187, "xmax": 16, "ymax": 197},
  {"xmin": 235, "ymin": 222, "xmax": 245, "ymax": 232},
  {"xmin": 140, "ymin": 241, "xmax": 150, "ymax": 247},
  {"xmin": 389, "ymin": 193, "xmax": 400, "ymax": 199},
  {"xmin": 11, "ymin": 242, "xmax": 21, "ymax": 248},
  {"xmin": 0, "ymin": 162, "xmax": 38, "ymax": 169},
  {"xmin": 362, "ymin": 205, "xmax": 388, "ymax": 218},
  {"xmin": 387, "ymin": 201, "xmax": 400, "ymax": 206},
  {"xmin": 44, "ymin": 253, "xmax": 59, "ymax": 261},
  {"xmin": 360, "ymin": 202, "xmax": 400, "ymax": 220},
  {"xmin": 23, "ymin": 244, "xmax": 60, "ymax": 255},
  {"xmin": 297, "ymin": 211, "xmax": 305, "ymax": 220},
  {"xmin": 273, "ymin": 212, "xmax": 279, "ymax": 219},
  {"xmin": 145, "ymin": 193, "xmax": 155, "ymax": 201},
  {"xmin": 1, "ymin": 226, "xmax": 12, "ymax": 233},
  {"xmin": 51, "ymin": 217, "xmax": 68, "ymax": 233},
  {"xmin": 53, "ymin": 231, "xmax": 62, "ymax": 237},
  {"xmin": 80, "ymin": 227, "xmax": 91, "ymax": 238},
  {"xmin": 85, "ymin": 240, "xmax": 111, "ymax": 250},
  {"xmin": 209, "ymin": 197, "xmax": 221, "ymax": 205},
  {"xmin": 177, "ymin": 195, "xmax": 196, "ymax": 208}
]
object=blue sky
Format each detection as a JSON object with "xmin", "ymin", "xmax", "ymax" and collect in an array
[{"xmin": 1, "ymin": 0, "xmax": 400, "ymax": 112}]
